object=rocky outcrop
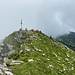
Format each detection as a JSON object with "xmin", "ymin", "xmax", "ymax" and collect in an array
[
  {"xmin": 0, "ymin": 63, "xmax": 13, "ymax": 75},
  {"xmin": 0, "ymin": 60, "xmax": 24, "ymax": 75},
  {"xmin": 9, "ymin": 60, "xmax": 24, "ymax": 66}
]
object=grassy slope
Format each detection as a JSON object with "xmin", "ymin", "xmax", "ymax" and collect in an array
[{"xmin": 5, "ymin": 30, "xmax": 75, "ymax": 75}]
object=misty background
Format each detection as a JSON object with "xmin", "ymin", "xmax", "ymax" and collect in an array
[{"xmin": 0, "ymin": 0, "xmax": 75, "ymax": 39}]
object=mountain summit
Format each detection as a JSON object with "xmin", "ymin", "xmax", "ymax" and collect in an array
[{"xmin": 0, "ymin": 29, "xmax": 75, "ymax": 75}]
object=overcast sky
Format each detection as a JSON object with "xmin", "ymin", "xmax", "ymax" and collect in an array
[{"xmin": 0, "ymin": 0, "xmax": 75, "ymax": 39}]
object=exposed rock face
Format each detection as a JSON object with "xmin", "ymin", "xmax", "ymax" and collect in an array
[
  {"xmin": 0, "ymin": 41, "xmax": 15, "ymax": 62},
  {"xmin": 4, "ymin": 57, "xmax": 9, "ymax": 62},
  {"xmin": 0, "ymin": 63, "xmax": 13, "ymax": 75},
  {"xmin": 0, "ymin": 40, "xmax": 4, "ymax": 46},
  {"xmin": 0, "ymin": 60, "xmax": 24, "ymax": 75}
]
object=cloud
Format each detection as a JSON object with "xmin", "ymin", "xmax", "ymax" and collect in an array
[
  {"xmin": 0, "ymin": 0, "xmax": 75, "ymax": 39},
  {"xmin": 36, "ymin": 0, "xmax": 75, "ymax": 37}
]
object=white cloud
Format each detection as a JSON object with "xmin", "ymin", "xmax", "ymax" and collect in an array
[{"xmin": 0, "ymin": 0, "xmax": 75, "ymax": 39}]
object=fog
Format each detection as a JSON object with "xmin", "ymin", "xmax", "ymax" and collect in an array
[{"xmin": 0, "ymin": 0, "xmax": 75, "ymax": 39}]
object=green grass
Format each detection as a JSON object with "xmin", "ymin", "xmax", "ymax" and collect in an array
[{"xmin": 3, "ymin": 30, "xmax": 75, "ymax": 75}]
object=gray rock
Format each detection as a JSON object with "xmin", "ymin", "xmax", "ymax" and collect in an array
[
  {"xmin": 10, "ymin": 60, "xmax": 24, "ymax": 66},
  {"xmin": 4, "ymin": 71, "xmax": 13, "ymax": 75}
]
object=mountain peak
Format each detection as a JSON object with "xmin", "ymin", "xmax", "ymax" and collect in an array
[{"xmin": 0, "ymin": 29, "xmax": 75, "ymax": 75}]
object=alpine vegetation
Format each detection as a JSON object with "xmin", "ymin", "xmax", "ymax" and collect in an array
[{"xmin": 0, "ymin": 29, "xmax": 75, "ymax": 75}]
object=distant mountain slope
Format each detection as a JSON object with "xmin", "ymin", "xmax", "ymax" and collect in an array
[
  {"xmin": 56, "ymin": 32, "xmax": 75, "ymax": 51},
  {"xmin": 1, "ymin": 30, "xmax": 75, "ymax": 75}
]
